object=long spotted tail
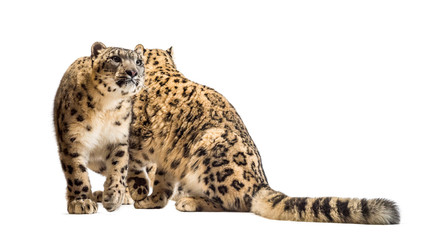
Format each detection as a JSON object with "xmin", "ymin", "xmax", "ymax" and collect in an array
[{"xmin": 251, "ymin": 187, "xmax": 399, "ymax": 224}]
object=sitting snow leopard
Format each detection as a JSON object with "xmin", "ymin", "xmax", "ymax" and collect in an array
[
  {"xmin": 54, "ymin": 42, "xmax": 145, "ymax": 214},
  {"xmin": 127, "ymin": 47, "xmax": 400, "ymax": 224}
]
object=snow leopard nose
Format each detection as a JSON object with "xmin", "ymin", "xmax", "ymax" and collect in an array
[{"xmin": 126, "ymin": 70, "xmax": 137, "ymax": 78}]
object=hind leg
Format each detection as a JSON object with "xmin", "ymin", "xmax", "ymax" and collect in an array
[
  {"xmin": 134, "ymin": 169, "xmax": 174, "ymax": 209},
  {"xmin": 175, "ymin": 197, "xmax": 224, "ymax": 212},
  {"xmin": 127, "ymin": 151, "xmax": 156, "ymax": 201},
  {"xmin": 180, "ymin": 129, "xmax": 267, "ymax": 212}
]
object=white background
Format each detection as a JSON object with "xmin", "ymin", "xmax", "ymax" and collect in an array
[{"xmin": 0, "ymin": 0, "xmax": 430, "ymax": 239}]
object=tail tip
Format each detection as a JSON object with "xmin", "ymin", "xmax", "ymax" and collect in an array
[{"xmin": 375, "ymin": 198, "xmax": 400, "ymax": 224}]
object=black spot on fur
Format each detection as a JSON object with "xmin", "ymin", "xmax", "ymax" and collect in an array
[
  {"xmin": 251, "ymin": 184, "xmax": 266, "ymax": 196},
  {"xmin": 87, "ymin": 101, "xmax": 95, "ymax": 109},
  {"xmin": 170, "ymin": 159, "xmax": 181, "ymax": 169},
  {"xmin": 203, "ymin": 158, "xmax": 211, "ymax": 166},
  {"xmin": 191, "ymin": 160, "xmax": 200, "ymax": 170},
  {"xmin": 269, "ymin": 194, "xmax": 286, "ymax": 208},
  {"xmin": 361, "ymin": 199, "xmax": 370, "ymax": 219},
  {"xmin": 231, "ymin": 180, "xmax": 244, "ymax": 191},
  {"xmin": 183, "ymin": 143, "xmax": 190, "ymax": 158},
  {"xmin": 127, "ymin": 177, "xmax": 147, "ymax": 189},
  {"xmin": 234, "ymin": 197, "xmax": 241, "ymax": 209},
  {"xmin": 321, "ymin": 197, "xmax": 334, "ymax": 222},
  {"xmin": 211, "ymin": 159, "xmax": 229, "ymax": 167},
  {"xmin": 180, "ymin": 169, "xmax": 187, "ymax": 179},
  {"xmin": 201, "ymin": 122, "xmax": 214, "ymax": 131},
  {"xmin": 99, "ymin": 166, "xmax": 106, "ymax": 173},
  {"xmin": 284, "ymin": 198, "xmax": 294, "ymax": 211},
  {"xmin": 169, "ymin": 99, "xmax": 179, "ymax": 107},
  {"xmin": 212, "ymin": 144, "xmax": 228, "ymax": 158},
  {"xmin": 74, "ymin": 179, "xmax": 83, "ymax": 186},
  {"xmin": 165, "ymin": 189, "xmax": 173, "ymax": 198},
  {"xmin": 216, "ymin": 168, "xmax": 234, "ymax": 182},
  {"xmin": 244, "ymin": 194, "xmax": 252, "ymax": 208},
  {"xmin": 174, "ymin": 127, "xmax": 185, "ymax": 139},
  {"xmin": 76, "ymin": 115, "xmax": 84, "ymax": 122},
  {"xmin": 80, "ymin": 84, "xmax": 87, "ymax": 91},
  {"xmin": 78, "ymin": 164, "xmax": 86, "ymax": 172},
  {"xmin": 61, "ymin": 162, "xmax": 67, "ymax": 172},
  {"xmin": 296, "ymin": 198, "xmax": 308, "ymax": 219},
  {"xmin": 218, "ymin": 186, "xmax": 228, "ymax": 195},
  {"xmin": 212, "ymin": 196, "xmax": 224, "ymax": 205},
  {"xmin": 194, "ymin": 147, "xmax": 207, "ymax": 157},
  {"xmin": 115, "ymin": 150, "xmax": 125, "ymax": 157},
  {"xmin": 336, "ymin": 199, "xmax": 350, "ymax": 221},
  {"xmin": 232, "ymin": 152, "xmax": 247, "ymax": 166},
  {"xmin": 312, "ymin": 199, "xmax": 321, "ymax": 218}
]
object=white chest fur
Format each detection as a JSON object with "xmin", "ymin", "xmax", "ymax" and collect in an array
[{"xmin": 77, "ymin": 107, "xmax": 130, "ymax": 162}]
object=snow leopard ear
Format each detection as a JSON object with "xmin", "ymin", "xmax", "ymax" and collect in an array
[
  {"xmin": 91, "ymin": 42, "xmax": 106, "ymax": 59},
  {"xmin": 166, "ymin": 46, "xmax": 173, "ymax": 57},
  {"xmin": 134, "ymin": 44, "xmax": 145, "ymax": 55}
]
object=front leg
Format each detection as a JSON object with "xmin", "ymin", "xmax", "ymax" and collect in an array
[
  {"xmin": 103, "ymin": 143, "xmax": 129, "ymax": 212},
  {"xmin": 60, "ymin": 149, "xmax": 97, "ymax": 214},
  {"xmin": 134, "ymin": 169, "xmax": 174, "ymax": 209},
  {"xmin": 93, "ymin": 187, "xmax": 133, "ymax": 205}
]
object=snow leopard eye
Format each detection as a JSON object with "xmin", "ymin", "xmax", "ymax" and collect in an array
[
  {"xmin": 136, "ymin": 59, "xmax": 143, "ymax": 66},
  {"xmin": 111, "ymin": 56, "xmax": 121, "ymax": 63}
]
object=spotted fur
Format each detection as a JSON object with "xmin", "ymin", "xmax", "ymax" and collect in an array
[
  {"xmin": 127, "ymin": 47, "xmax": 400, "ymax": 224},
  {"xmin": 54, "ymin": 42, "xmax": 145, "ymax": 214}
]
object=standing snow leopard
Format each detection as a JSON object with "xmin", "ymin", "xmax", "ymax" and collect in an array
[
  {"xmin": 126, "ymin": 47, "xmax": 400, "ymax": 224},
  {"xmin": 54, "ymin": 42, "xmax": 145, "ymax": 214}
]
